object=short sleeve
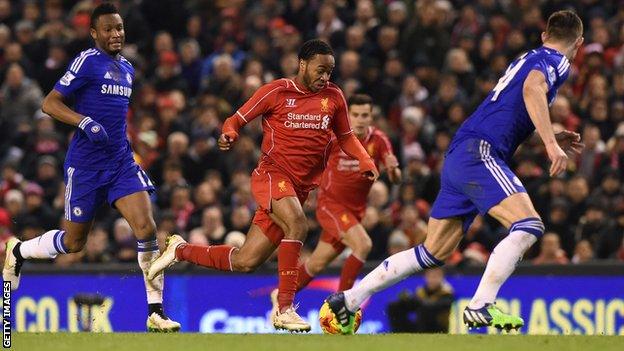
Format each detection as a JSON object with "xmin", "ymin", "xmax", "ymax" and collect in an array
[
  {"xmin": 531, "ymin": 59, "xmax": 557, "ymax": 90},
  {"xmin": 53, "ymin": 53, "xmax": 93, "ymax": 97}
]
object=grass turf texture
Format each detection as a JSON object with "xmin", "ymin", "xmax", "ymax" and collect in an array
[{"xmin": 11, "ymin": 333, "xmax": 622, "ymax": 351}]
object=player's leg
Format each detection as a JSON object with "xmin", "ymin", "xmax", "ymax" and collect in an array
[
  {"xmin": 110, "ymin": 162, "xmax": 179, "ymax": 332},
  {"xmin": 338, "ymin": 223, "xmax": 372, "ymax": 291},
  {"xmin": 3, "ymin": 220, "xmax": 92, "ymax": 289},
  {"xmin": 3, "ymin": 167, "xmax": 98, "ymax": 290},
  {"xmin": 114, "ymin": 191, "xmax": 179, "ymax": 332},
  {"xmin": 296, "ymin": 203, "xmax": 347, "ymax": 291},
  {"xmin": 460, "ymin": 140, "xmax": 540, "ymax": 330},
  {"xmin": 296, "ymin": 239, "xmax": 342, "ymax": 291},
  {"xmin": 463, "ymin": 192, "xmax": 541, "ymax": 330},
  {"xmin": 268, "ymin": 195, "xmax": 313, "ymax": 331},
  {"xmin": 151, "ymin": 210, "xmax": 277, "ymax": 275},
  {"xmin": 325, "ymin": 217, "xmax": 463, "ymax": 334},
  {"xmin": 343, "ymin": 217, "xmax": 461, "ymax": 311}
]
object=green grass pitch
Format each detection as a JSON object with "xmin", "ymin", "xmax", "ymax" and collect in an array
[{"xmin": 10, "ymin": 333, "xmax": 622, "ymax": 351}]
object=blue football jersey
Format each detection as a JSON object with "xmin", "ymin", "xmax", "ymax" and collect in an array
[
  {"xmin": 451, "ymin": 46, "xmax": 570, "ymax": 162},
  {"xmin": 54, "ymin": 47, "xmax": 135, "ymax": 170}
]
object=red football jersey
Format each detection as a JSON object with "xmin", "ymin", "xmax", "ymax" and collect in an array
[
  {"xmin": 232, "ymin": 78, "xmax": 353, "ymax": 190},
  {"xmin": 319, "ymin": 126, "xmax": 395, "ymax": 215}
]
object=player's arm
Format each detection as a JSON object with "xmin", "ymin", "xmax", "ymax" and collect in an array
[
  {"xmin": 332, "ymin": 92, "xmax": 379, "ymax": 181},
  {"xmin": 522, "ymin": 70, "xmax": 568, "ymax": 177},
  {"xmin": 377, "ymin": 133, "xmax": 402, "ymax": 184},
  {"xmin": 219, "ymin": 82, "xmax": 281, "ymax": 151},
  {"xmin": 44, "ymin": 58, "xmax": 108, "ymax": 145},
  {"xmin": 42, "ymin": 90, "xmax": 85, "ymax": 126}
]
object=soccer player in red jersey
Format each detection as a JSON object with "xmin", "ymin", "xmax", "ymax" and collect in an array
[
  {"xmin": 148, "ymin": 40, "xmax": 378, "ymax": 332},
  {"xmin": 294, "ymin": 94, "xmax": 402, "ymax": 293}
]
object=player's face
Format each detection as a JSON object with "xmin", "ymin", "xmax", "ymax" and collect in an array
[
  {"xmin": 91, "ymin": 14, "xmax": 125, "ymax": 55},
  {"xmin": 349, "ymin": 104, "xmax": 373, "ymax": 136},
  {"xmin": 301, "ymin": 54, "xmax": 335, "ymax": 92}
]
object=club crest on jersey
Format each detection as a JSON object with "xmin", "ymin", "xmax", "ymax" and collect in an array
[
  {"xmin": 126, "ymin": 73, "xmax": 132, "ymax": 84},
  {"xmin": 285, "ymin": 98, "xmax": 296, "ymax": 107},
  {"xmin": 72, "ymin": 207, "xmax": 82, "ymax": 217},
  {"xmin": 320, "ymin": 98, "xmax": 329, "ymax": 112},
  {"xmin": 341, "ymin": 213, "xmax": 350, "ymax": 224},
  {"xmin": 60, "ymin": 71, "xmax": 75, "ymax": 86},
  {"xmin": 278, "ymin": 180, "xmax": 287, "ymax": 192}
]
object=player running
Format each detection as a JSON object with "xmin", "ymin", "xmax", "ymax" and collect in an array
[
  {"xmin": 289, "ymin": 94, "xmax": 401, "ymax": 296},
  {"xmin": 2, "ymin": 3, "xmax": 180, "ymax": 332},
  {"xmin": 323, "ymin": 10, "xmax": 585, "ymax": 334},
  {"xmin": 148, "ymin": 39, "xmax": 378, "ymax": 332}
]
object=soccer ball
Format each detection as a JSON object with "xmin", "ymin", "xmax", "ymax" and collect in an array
[{"xmin": 318, "ymin": 300, "xmax": 362, "ymax": 334}]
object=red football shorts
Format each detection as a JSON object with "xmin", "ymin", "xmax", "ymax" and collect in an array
[
  {"xmin": 316, "ymin": 198, "xmax": 362, "ymax": 252},
  {"xmin": 251, "ymin": 162, "xmax": 309, "ymax": 246}
]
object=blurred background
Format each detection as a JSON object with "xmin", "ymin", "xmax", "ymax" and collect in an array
[
  {"xmin": 1, "ymin": 0, "xmax": 623, "ymax": 268},
  {"xmin": 1, "ymin": 0, "xmax": 624, "ymax": 334}
]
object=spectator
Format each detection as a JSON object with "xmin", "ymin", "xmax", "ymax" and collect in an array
[
  {"xmin": 82, "ymin": 227, "xmax": 111, "ymax": 264},
  {"xmin": 533, "ymin": 232, "xmax": 569, "ymax": 265},
  {"xmin": 571, "ymin": 240, "xmax": 594, "ymax": 264},
  {"xmin": 0, "ymin": 1, "xmax": 622, "ymax": 265},
  {"xmin": 188, "ymin": 206, "xmax": 226, "ymax": 245},
  {"xmin": 387, "ymin": 267, "xmax": 454, "ymax": 333},
  {"xmin": 112, "ymin": 218, "xmax": 136, "ymax": 262}
]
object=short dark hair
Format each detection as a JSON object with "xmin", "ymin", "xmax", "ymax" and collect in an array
[
  {"xmin": 545, "ymin": 10, "xmax": 583, "ymax": 44},
  {"xmin": 90, "ymin": 2, "xmax": 119, "ymax": 29},
  {"xmin": 298, "ymin": 39, "xmax": 334, "ymax": 61},
  {"xmin": 348, "ymin": 94, "xmax": 373, "ymax": 108}
]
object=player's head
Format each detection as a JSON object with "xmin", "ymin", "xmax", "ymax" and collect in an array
[
  {"xmin": 297, "ymin": 39, "xmax": 335, "ymax": 92},
  {"xmin": 90, "ymin": 2, "xmax": 124, "ymax": 55},
  {"xmin": 542, "ymin": 10, "xmax": 584, "ymax": 59},
  {"xmin": 348, "ymin": 94, "xmax": 373, "ymax": 136}
]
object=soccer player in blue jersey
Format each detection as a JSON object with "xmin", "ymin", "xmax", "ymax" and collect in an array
[
  {"xmin": 2, "ymin": 3, "xmax": 180, "ymax": 332},
  {"xmin": 324, "ymin": 10, "xmax": 585, "ymax": 333}
]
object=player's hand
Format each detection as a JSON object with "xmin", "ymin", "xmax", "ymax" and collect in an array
[
  {"xmin": 384, "ymin": 154, "xmax": 402, "ymax": 184},
  {"xmin": 546, "ymin": 142, "xmax": 568, "ymax": 177},
  {"xmin": 218, "ymin": 131, "xmax": 239, "ymax": 151},
  {"xmin": 360, "ymin": 158, "xmax": 379, "ymax": 181},
  {"xmin": 388, "ymin": 167, "xmax": 402, "ymax": 184},
  {"xmin": 78, "ymin": 116, "xmax": 108, "ymax": 145},
  {"xmin": 555, "ymin": 130, "xmax": 584, "ymax": 156},
  {"xmin": 384, "ymin": 154, "xmax": 399, "ymax": 169}
]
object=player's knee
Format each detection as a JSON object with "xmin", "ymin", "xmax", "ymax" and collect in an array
[
  {"xmin": 510, "ymin": 217, "xmax": 545, "ymax": 239},
  {"xmin": 351, "ymin": 235, "xmax": 372, "ymax": 258},
  {"xmin": 306, "ymin": 259, "xmax": 326, "ymax": 275},
  {"xmin": 415, "ymin": 244, "xmax": 445, "ymax": 268},
  {"xmin": 285, "ymin": 214, "xmax": 308, "ymax": 240},
  {"xmin": 231, "ymin": 256, "xmax": 261, "ymax": 273}
]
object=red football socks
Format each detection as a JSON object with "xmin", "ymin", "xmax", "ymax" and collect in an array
[
  {"xmin": 295, "ymin": 263, "xmax": 314, "ymax": 292},
  {"xmin": 338, "ymin": 254, "xmax": 365, "ymax": 291},
  {"xmin": 176, "ymin": 244, "xmax": 235, "ymax": 271},
  {"xmin": 278, "ymin": 239, "xmax": 303, "ymax": 312}
]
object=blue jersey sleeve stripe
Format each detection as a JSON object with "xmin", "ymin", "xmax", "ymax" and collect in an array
[
  {"xmin": 70, "ymin": 49, "xmax": 97, "ymax": 73},
  {"xmin": 69, "ymin": 49, "xmax": 94, "ymax": 72},
  {"xmin": 558, "ymin": 61, "xmax": 570, "ymax": 76}
]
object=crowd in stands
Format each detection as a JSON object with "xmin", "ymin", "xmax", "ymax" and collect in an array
[{"xmin": 0, "ymin": 0, "xmax": 623, "ymax": 267}]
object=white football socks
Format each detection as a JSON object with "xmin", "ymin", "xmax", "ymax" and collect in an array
[
  {"xmin": 19, "ymin": 230, "xmax": 68, "ymax": 259},
  {"xmin": 344, "ymin": 244, "xmax": 442, "ymax": 312},
  {"xmin": 137, "ymin": 238, "xmax": 164, "ymax": 304},
  {"xmin": 468, "ymin": 230, "xmax": 538, "ymax": 309}
]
